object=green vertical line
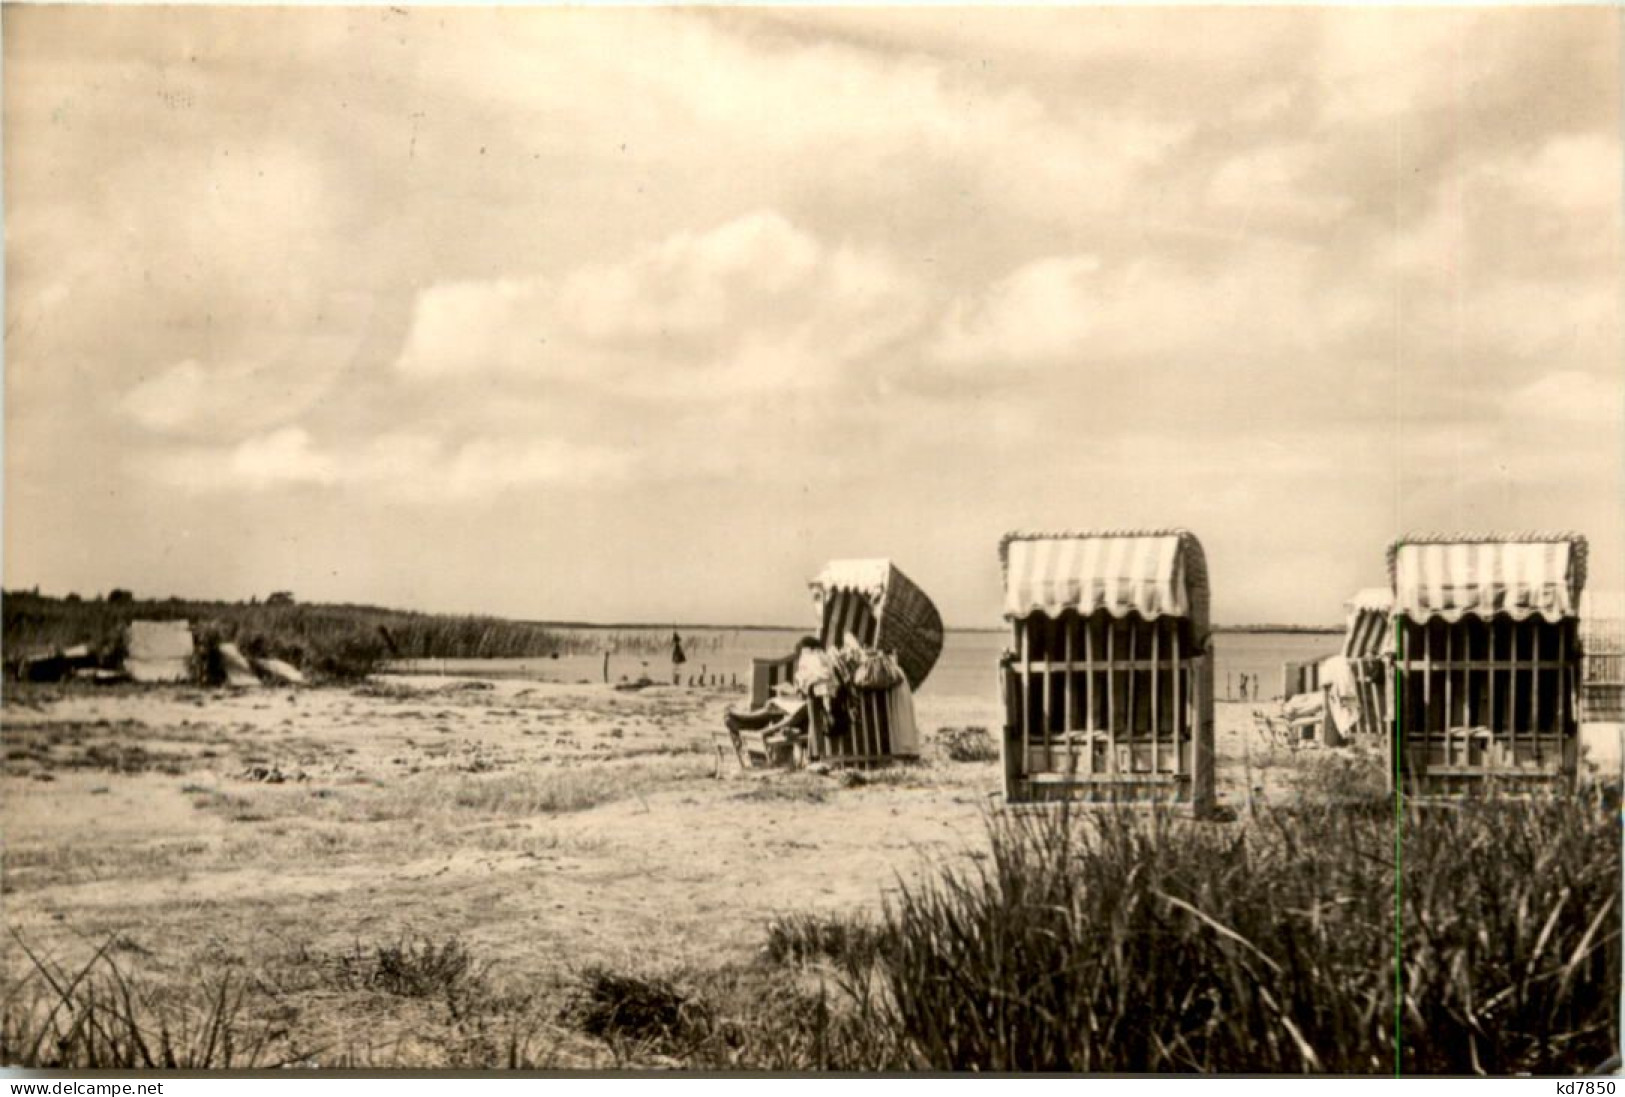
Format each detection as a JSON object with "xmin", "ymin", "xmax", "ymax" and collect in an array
[{"xmin": 1393, "ymin": 614, "xmax": 1404, "ymax": 1078}]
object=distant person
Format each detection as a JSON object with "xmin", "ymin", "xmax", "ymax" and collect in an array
[
  {"xmin": 670, "ymin": 631, "xmax": 687, "ymax": 685},
  {"xmin": 1238, "ymin": 672, "xmax": 1249, "ymax": 702}
]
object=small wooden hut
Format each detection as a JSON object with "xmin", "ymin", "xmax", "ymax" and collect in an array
[
  {"xmin": 1387, "ymin": 533, "xmax": 1587, "ymax": 795},
  {"xmin": 998, "ymin": 530, "xmax": 1216, "ymax": 812}
]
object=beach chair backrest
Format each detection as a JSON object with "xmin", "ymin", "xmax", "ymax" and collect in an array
[
  {"xmin": 749, "ymin": 656, "xmax": 796, "ymax": 709},
  {"xmin": 820, "ymin": 588, "xmax": 880, "ymax": 650}
]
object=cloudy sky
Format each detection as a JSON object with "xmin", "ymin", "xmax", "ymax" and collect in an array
[{"xmin": 5, "ymin": 6, "xmax": 1621, "ymax": 627}]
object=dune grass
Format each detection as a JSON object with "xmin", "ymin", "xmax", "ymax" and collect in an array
[
  {"xmin": 1, "ymin": 934, "xmax": 291, "ymax": 1069},
  {"xmin": 871, "ymin": 795, "xmax": 1619, "ymax": 1073}
]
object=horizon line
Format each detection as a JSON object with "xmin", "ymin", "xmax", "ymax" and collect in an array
[{"xmin": 1, "ymin": 587, "xmax": 1345, "ymax": 634}]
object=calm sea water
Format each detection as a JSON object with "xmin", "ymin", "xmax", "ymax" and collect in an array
[{"xmin": 404, "ymin": 628, "xmax": 1340, "ymax": 703}]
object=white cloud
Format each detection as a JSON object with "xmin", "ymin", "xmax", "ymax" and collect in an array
[
  {"xmin": 1205, "ymin": 143, "xmax": 1355, "ymax": 227},
  {"xmin": 118, "ymin": 359, "xmax": 216, "ymax": 433},
  {"xmin": 145, "ymin": 429, "xmax": 637, "ymax": 500},
  {"xmin": 233, "ymin": 427, "xmax": 338, "ymax": 488},
  {"xmin": 117, "ymin": 353, "xmax": 354, "ymax": 440},
  {"xmin": 147, "ymin": 426, "xmax": 337, "ymax": 491},
  {"xmin": 929, "ymin": 255, "xmax": 1101, "ymax": 370},
  {"xmin": 433, "ymin": 436, "xmax": 636, "ymax": 497},
  {"xmin": 393, "ymin": 279, "xmax": 557, "ymax": 380},
  {"xmin": 443, "ymin": 12, "xmax": 1185, "ymax": 229},
  {"xmin": 119, "ymin": 358, "xmax": 330, "ymax": 436},
  {"xmin": 394, "ymin": 211, "xmax": 929, "ymax": 397},
  {"xmin": 926, "ymin": 245, "xmax": 1382, "ymax": 388},
  {"xmin": 114, "ymin": 291, "xmax": 373, "ymax": 439},
  {"xmin": 1313, "ymin": 10, "xmax": 1463, "ymax": 125},
  {"xmin": 1510, "ymin": 134, "xmax": 1623, "ymax": 213}
]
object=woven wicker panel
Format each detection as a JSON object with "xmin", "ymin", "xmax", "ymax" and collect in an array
[
  {"xmin": 809, "ymin": 560, "xmax": 944, "ymax": 692},
  {"xmin": 874, "ymin": 563, "xmax": 945, "ymax": 692}
]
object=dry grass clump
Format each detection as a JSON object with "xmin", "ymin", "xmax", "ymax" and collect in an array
[
  {"xmin": 442, "ymin": 759, "xmax": 712, "ymax": 816},
  {"xmin": 190, "ymin": 758, "xmax": 712, "ymax": 828},
  {"xmin": 1281, "ymin": 748, "xmax": 1391, "ymax": 807},
  {"xmin": 764, "ymin": 911, "xmax": 889, "ymax": 969},
  {"xmin": 935, "ymin": 726, "xmax": 999, "ymax": 763},
  {"xmin": 880, "ymin": 805, "xmax": 1392, "ymax": 1072},
  {"xmin": 564, "ymin": 967, "xmax": 698, "ymax": 1047},
  {"xmin": 2, "ymin": 932, "xmax": 577, "ymax": 1070},
  {"xmin": 333, "ymin": 937, "xmax": 487, "ymax": 999},
  {"xmin": 725, "ymin": 793, "xmax": 1618, "ymax": 1074},
  {"xmin": 558, "ymin": 961, "xmax": 905, "ymax": 1071}
]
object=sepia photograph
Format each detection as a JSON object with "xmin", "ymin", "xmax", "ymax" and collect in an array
[{"xmin": 2, "ymin": 3, "xmax": 1621, "ymax": 1077}]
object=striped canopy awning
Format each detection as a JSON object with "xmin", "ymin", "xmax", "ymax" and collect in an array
[
  {"xmin": 999, "ymin": 529, "xmax": 1210, "ymax": 641},
  {"xmin": 809, "ymin": 559, "xmax": 893, "ymax": 606},
  {"xmin": 1388, "ymin": 534, "xmax": 1587, "ymax": 624}
]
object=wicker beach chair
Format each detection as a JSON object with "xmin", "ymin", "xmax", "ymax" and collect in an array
[
  {"xmin": 723, "ymin": 559, "xmax": 944, "ymax": 771},
  {"xmin": 1385, "ymin": 532, "xmax": 1588, "ymax": 796},
  {"xmin": 998, "ymin": 529, "xmax": 1216, "ymax": 812}
]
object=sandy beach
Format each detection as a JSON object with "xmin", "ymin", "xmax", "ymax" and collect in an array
[{"xmin": 3, "ymin": 672, "xmax": 1382, "ymax": 1067}]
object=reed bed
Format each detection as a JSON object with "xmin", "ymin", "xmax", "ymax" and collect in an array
[{"xmin": 3, "ymin": 591, "xmax": 721, "ymax": 680}]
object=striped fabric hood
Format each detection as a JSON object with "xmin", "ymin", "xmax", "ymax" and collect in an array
[
  {"xmin": 999, "ymin": 529, "xmax": 1210, "ymax": 642},
  {"xmin": 1387, "ymin": 534, "xmax": 1587, "ymax": 624},
  {"xmin": 1342, "ymin": 588, "xmax": 1392, "ymax": 659},
  {"xmin": 809, "ymin": 559, "xmax": 893, "ymax": 605}
]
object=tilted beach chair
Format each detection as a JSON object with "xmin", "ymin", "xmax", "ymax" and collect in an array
[
  {"xmin": 722, "ymin": 559, "xmax": 944, "ymax": 771},
  {"xmin": 804, "ymin": 560, "xmax": 943, "ymax": 766}
]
